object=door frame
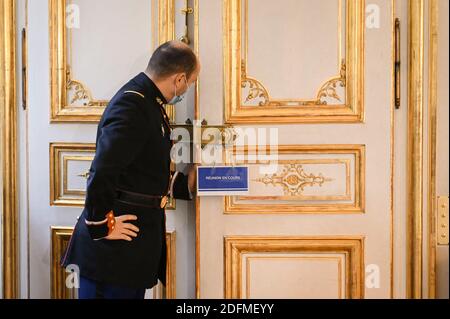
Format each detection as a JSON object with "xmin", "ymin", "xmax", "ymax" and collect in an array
[
  {"xmin": 425, "ymin": 0, "xmax": 439, "ymax": 299},
  {"xmin": 0, "ymin": 0, "xmax": 18, "ymax": 299},
  {"xmin": 406, "ymin": 0, "xmax": 440, "ymax": 299}
]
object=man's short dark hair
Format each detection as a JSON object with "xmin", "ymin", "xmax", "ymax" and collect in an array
[{"xmin": 147, "ymin": 41, "xmax": 198, "ymax": 80}]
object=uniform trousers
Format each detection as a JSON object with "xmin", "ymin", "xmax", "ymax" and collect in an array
[{"xmin": 79, "ymin": 276, "xmax": 146, "ymax": 299}]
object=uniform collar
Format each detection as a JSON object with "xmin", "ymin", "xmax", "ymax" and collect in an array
[
  {"xmin": 134, "ymin": 72, "xmax": 168, "ymax": 105},
  {"xmin": 135, "ymin": 72, "xmax": 173, "ymax": 130}
]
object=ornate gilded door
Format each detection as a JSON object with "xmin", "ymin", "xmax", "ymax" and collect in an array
[{"xmin": 196, "ymin": 0, "xmax": 398, "ymax": 299}]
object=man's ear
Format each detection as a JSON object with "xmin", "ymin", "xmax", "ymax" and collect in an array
[{"xmin": 175, "ymin": 73, "xmax": 185, "ymax": 84}]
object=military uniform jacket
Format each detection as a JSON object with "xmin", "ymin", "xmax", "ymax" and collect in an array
[{"xmin": 61, "ymin": 73, "xmax": 191, "ymax": 289}]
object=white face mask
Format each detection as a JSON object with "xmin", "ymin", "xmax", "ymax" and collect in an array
[{"xmin": 168, "ymin": 75, "xmax": 190, "ymax": 105}]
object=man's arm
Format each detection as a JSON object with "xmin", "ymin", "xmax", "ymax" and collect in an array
[
  {"xmin": 170, "ymin": 165, "xmax": 196, "ymax": 200},
  {"xmin": 84, "ymin": 95, "xmax": 149, "ymax": 240}
]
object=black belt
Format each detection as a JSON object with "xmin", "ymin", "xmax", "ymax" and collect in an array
[{"xmin": 116, "ymin": 189, "xmax": 169, "ymax": 209}]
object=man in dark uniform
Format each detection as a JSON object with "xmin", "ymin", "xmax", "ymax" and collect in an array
[{"xmin": 61, "ymin": 41, "xmax": 200, "ymax": 299}]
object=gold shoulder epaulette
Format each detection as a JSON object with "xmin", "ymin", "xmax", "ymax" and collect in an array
[
  {"xmin": 124, "ymin": 90, "xmax": 145, "ymax": 99},
  {"xmin": 156, "ymin": 97, "xmax": 165, "ymax": 106}
]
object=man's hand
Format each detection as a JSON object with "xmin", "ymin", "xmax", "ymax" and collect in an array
[
  {"xmin": 187, "ymin": 165, "xmax": 197, "ymax": 195},
  {"xmin": 105, "ymin": 215, "xmax": 139, "ymax": 241}
]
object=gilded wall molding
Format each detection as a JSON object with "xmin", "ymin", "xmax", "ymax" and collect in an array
[
  {"xmin": 51, "ymin": 227, "xmax": 77, "ymax": 299},
  {"xmin": 427, "ymin": 0, "xmax": 438, "ymax": 299},
  {"xmin": 49, "ymin": 0, "xmax": 107, "ymax": 122},
  {"xmin": 51, "ymin": 227, "xmax": 177, "ymax": 299},
  {"xmin": 50, "ymin": 143, "xmax": 176, "ymax": 209},
  {"xmin": 50, "ymin": 143, "xmax": 96, "ymax": 207},
  {"xmin": 50, "ymin": 0, "xmax": 156, "ymax": 122},
  {"xmin": 239, "ymin": 0, "xmax": 346, "ymax": 108},
  {"xmin": 157, "ymin": 0, "xmax": 176, "ymax": 123},
  {"xmin": 224, "ymin": 145, "xmax": 365, "ymax": 214},
  {"xmin": 253, "ymin": 163, "xmax": 335, "ymax": 197},
  {"xmin": 158, "ymin": 0, "xmax": 176, "ymax": 44},
  {"xmin": 406, "ymin": 0, "xmax": 425, "ymax": 299},
  {"xmin": 0, "ymin": 0, "xmax": 18, "ymax": 299},
  {"xmin": 241, "ymin": 58, "xmax": 347, "ymax": 107},
  {"xmin": 66, "ymin": 67, "xmax": 108, "ymax": 108},
  {"xmin": 152, "ymin": 231, "xmax": 177, "ymax": 299},
  {"xmin": 224, "ymin": 0, "xmax": 365, "ymax": 124},
  {"xmin": 224, "ymin": 236, "xmax": 365, "ymax": 299}
]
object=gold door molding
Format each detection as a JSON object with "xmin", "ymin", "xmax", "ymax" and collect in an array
[
  {"xmin": 50, "ymin": 0, "xmax": 106, "ymax": 122},
  {"xmin": 0, "ymin": 0, "xmax": 18, "ymax": 299},
  {"xmin": 152, "ymin": 231, "xmax": 177, "ymax": 299},
  {"xmin": 49, "ymin": 0, "xmax": 157, "ymax": 122},
  {"xmin": 427, "ymin": 0, "xmax": 438, "ymax": 299},
  {"xmin": 50, "ymin": 143, "xmax": 96, "ymax": 207},
  {"xmin": 156, "ymin": 0, "xmax": 176, "ymax": 122},
  {"xmin": 224, "ymin": 145, "xmax": 365, "ymax": 214},
  {"xmin": 407, "ymin": 0, "xmax": 425, "ymax": 299},
  {"xmin": 49, "ymin": 143, "xmax": 176, "ymax": 209},
  {"xmin": 51, "ymin": 227, "xmax": 77, "ymax": 299},
  {"xmin": 155, "ymin": 0, "xmax": 201, "ymax": 122},
  {"xmin": 51, "ymin": 227, "xmax": 177, "ymax": 299},
  {"xmin": 224, "ymin": 236, "xmax": 365, "ymax": 299},
  {"xmin": 165, "ymin": 231, "xmax": 177, "ymax": 299},
  {"xmin": 157, "ymin": 0, "xmax": 175, "ymax": 44},
  {"xmin": 223, "ymin": 0, "xmax": 365, "ymax": 124}
]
